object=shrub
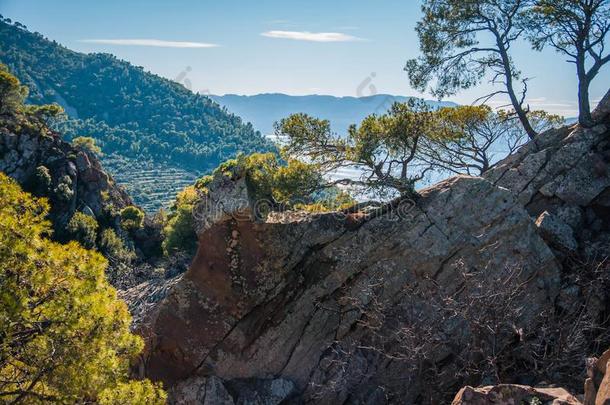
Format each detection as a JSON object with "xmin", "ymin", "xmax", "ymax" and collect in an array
[
  {"xmin": 66, "ymin": 211, "xmax": 99, "ymax": 248},
  {"xmin": 34, "ymin": 165, "xmax": 52, "ymax": 193},
  {"xmin": 54, "ymin": 175, "xmax": 74, "ymax": 201},
  {"xmin": 0, "ymin": 172, "xmax": 166, "ymax": 403},
  {"xmin": 162, "ymin": 187, "xmax": 198, "ymax": 255},
  {"xmin": 72, "ymin": 135, "xmax": 103, "ymax": 156},
  {"xmin": 119, "ymin": 205, "xmax": 144, "ymax": 232},
  {"xmin": 98, "ymin": 228, "xmax": 135, "ymax": 263}
]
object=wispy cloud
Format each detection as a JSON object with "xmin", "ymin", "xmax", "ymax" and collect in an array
[
  {"xmin": 261, "ymin": 30, "xmax": 363, "ymax": 42},
  {"xmin": 78, "ymin": 39, "xmax": 218, "ymax": 48}
]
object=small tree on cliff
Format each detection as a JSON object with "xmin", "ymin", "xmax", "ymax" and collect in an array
[
  {"xmin": 162, "ymin": 186, "xmax": 198, "ymax": 255},
  {"xmin": 0, "ymin": 63, "xmax": 27, "ymax": 114},
  {"xmin": 419, "ymin": 106, "xmax": 564, "ymax": 176},
  {"xmin": 276, "ymin": 100, "xmax": 442, "ymax": 197},
  {"xmin": 522, "ymin": 0, "xmax": 610, "ymax": 126},
  {"xmin": 0, "ymin": 173, "xmax": 165, "ymax": 403},
  {"xmin": 72, "ymin": 136, "xmax": 103, "ymax": 156},
  {"xmin": 405, "ymin": 0, "xmax": 538, "ymax": 139},
  {"xmin": 276, "ymin": 100, "xmax": 550, "ymax": 196}
]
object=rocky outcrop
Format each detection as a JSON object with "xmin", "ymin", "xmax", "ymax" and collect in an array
[
  {"xmin": 452, "ymin": 384, "xmax": 581, "ymax": 405},
  {"xmin": 136, "ymin": 176, "xmax": 562, "ymax": 403},
  {"xmin": 128, "ymin": 91, "xmax": 610, "ymax": 404},
  {"xmin": 0, "ymin": 124, "xmax": 131, "ymax": 232},
  {"xmin": 486, "ymin": 90, "xmax": 610, "ymax": 261},
  {"xmin": 170, "ymin": 376, "xmax": 297, "ymax": 405},
  {"xmin": 450, "ymin": 344, "xmax": 610, "ymax": 405}
]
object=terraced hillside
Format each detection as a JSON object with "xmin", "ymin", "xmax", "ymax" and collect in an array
[{"xmin": 102, "ymin": 154, "xmax": 199, "ymax": 213}]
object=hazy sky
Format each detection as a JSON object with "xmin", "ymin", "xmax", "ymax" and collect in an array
[{"xmin": 2, "ymin": 0, "xmax": 609, "ymax": 116}]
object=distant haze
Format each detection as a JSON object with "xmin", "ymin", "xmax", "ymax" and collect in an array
[{"xmin": 210, "ymin": 93, "xmax": 457, "ymax": 135}]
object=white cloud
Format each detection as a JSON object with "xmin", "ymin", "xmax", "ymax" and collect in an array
[
  {"xmin": 78, "ymin": 39, "xmax": 218, "ymax": 48},
  {"xmin": 261, "ymin": 30, "xmax": 363, "ymax": 42}
]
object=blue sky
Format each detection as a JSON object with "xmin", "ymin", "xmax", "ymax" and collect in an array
[{"xmin": 2, "ymin": 0, "xmax": 608, "ymax": 116}]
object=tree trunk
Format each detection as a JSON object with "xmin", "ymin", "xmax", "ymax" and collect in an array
[
  {"xmin": 577, "ymin": 55, "xmax": 593, "ymax": 127},
  {"xmin": 497, "ymin": 41, "xmax": 537, "ymax": 139},
  {"xmin": 578, "ymin": 78, "xmax": 593, "ymax": 127}
]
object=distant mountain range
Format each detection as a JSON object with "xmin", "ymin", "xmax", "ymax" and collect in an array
[{"xmin": 210, "ymin": 94, "xmax": 457, "ymax": 135}]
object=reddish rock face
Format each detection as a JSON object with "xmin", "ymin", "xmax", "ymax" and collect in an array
[
  {"xmin": 145, "ymin": 220, "xmax": 268, "ymax": 383},
  {"xmin": 142, "ymin": 213, "xmax": 348, "ymax": 385}
]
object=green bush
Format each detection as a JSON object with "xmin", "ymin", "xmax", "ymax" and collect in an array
[
  {"xmin": 162, "ymin": 187, "xmax": 198, "ymax": 255},
  {"xmin": 54, "ymin": 175, "xmax": 74, "ymax": 201},
  {"xmin": 98, "ymin": 228, "xmax": 134, "ymax": 263},
  {"xmin": 119, "ymin": 205, "xmax": 144, "ymax": 232},
  {"xmin": 34, "ymin": 165, "xmax": 51, "ymax": 193},
  {"xmin": 72, "ymin": 135, "xmax": 103, "ymax": 156},
  {"xmin": 66, "ymin": 211, "xmax": 98, "ymax": 248}
]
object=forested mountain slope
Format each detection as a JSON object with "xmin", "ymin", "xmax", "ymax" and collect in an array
[{"xmin": 0, "ymin": 18, "xmax": 272, "ymax": 211}]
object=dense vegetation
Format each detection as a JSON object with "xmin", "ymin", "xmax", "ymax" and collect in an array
[
  {"xmin": 161, "ymin": 152, "xmax": 355, "ymax": 255},
  {"xmin": 0, "ymin": 172, "xmax": 165, "ymax": 403},
  {"xmin": 0, "ymin": 18, "xmax": 273, "ymax": 210}
]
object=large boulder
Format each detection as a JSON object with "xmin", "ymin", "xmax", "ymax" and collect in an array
[{"xmin": 135, "ymin": 172, "xmax": 561, "ymax": 403}]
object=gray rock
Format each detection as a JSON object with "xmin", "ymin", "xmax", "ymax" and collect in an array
[
  {"xmin": 171, "ymin": 376, "xmax": 235, "ymax": 405},
  {"xmin": 193, "ymin": 175, "xmax": 253, "ymax": 235},
  {"xmin": 535, "ymin": 210, "xmax": 579, "ymax": 253},
  {"xmin": 81, "ymin": 205, "xmax": 95, "ymax": 218},
  {"xmin": 556, "ymin": 205, "xmax": 584, "ymax": 230},
  {"xmin": 169, "ymin": 376, "xmax": 297, "ymax": 405}
]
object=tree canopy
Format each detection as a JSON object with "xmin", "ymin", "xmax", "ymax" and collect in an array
[
  {"xmin": 419, "ymin": 106, "xmax": 563, "ymax": 175},
  {"xmin": 277, "ymin": 100, "xmax": 442, "ymax": 196},
  {"xmin": 406, "ymin": 0, "xmax": 609, "ymax": 133},
  {"xmin": 523, "ymin": 0, "xmax": 610, "ymax": 125},
  {"xmin": 405, "ymin": 0, "xmax": 538, "ymax": 139},
  {"xmin": 275, "ymin": 100, "xmax": 564, "ymax": 196},
  {"xmin": 0, "ymin": 172, "xmax": 165, "ymax": 403}
]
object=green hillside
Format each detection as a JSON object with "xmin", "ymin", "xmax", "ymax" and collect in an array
[{"xmin": 0, "ymin": 18, "xmax": 272, "ymax": 211}]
